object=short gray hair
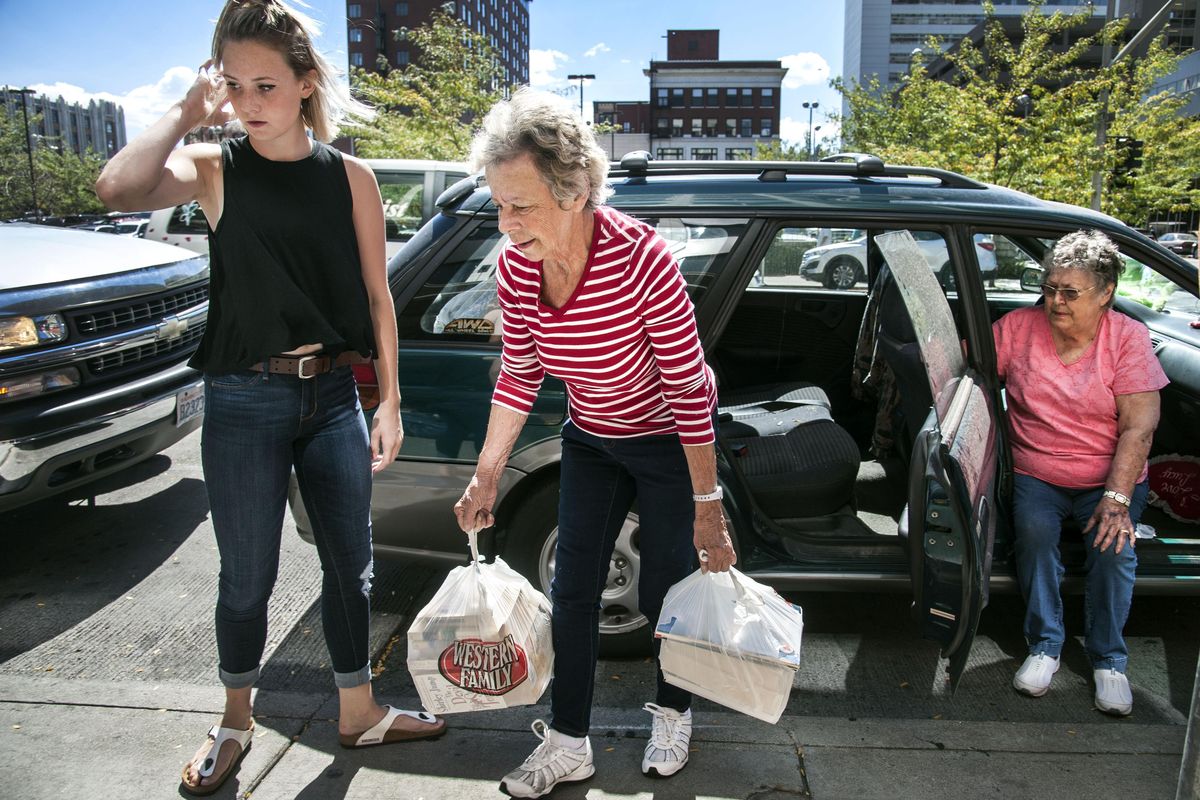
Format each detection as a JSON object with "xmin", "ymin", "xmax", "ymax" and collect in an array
[
  {"xmin": 1047, "ymin": 229, "xmax": 1121, "ymax": 308},
  {"xmin": 470, "ymin": 87, "xmax": 612, "ymax": 211}
]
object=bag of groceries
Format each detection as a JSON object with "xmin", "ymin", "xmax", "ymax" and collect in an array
[
  {"xmin": 655, "ymin": 564, "xmax": 803, "ymax": 724},
  {"xmin": 407, "ymin": 531, "xmax": 553, "ymax": 715}
]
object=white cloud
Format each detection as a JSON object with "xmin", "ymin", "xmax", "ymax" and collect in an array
[
  {"xmin": 529, "ymin": 49, "xmax": 570, "ymax": 87},
  {"xmin": 30, "ymin": 66, "xmax": 198, "ymax": 141},
  {"xmin": 779, "ymin": 52, "xmax": 831, "ymax": 90},
  {"xmin": 780, "ymin": 116, "xmax": 841, "ymax": 149},
  {"xmin": 584, "ymin": 42, "xmax": 611, "ymax": 58},
  {"xmin": 620, "ymin": 58, "xmax": 632, "ymax": 64}
]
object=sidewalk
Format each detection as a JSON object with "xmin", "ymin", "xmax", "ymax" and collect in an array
[{"xmin": 0, "ymin": 672, "xmax": 1184, "ymax": 799}]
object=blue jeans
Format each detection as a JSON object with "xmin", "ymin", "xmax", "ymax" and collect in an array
[
  {"xmin": 550, "ymin": 421, "xmax": 696, "ymax": 737},
  {"xmin": 201, "ymin": 366, "xmax": 374, "ymax": 690},
  {"xmin": 1012, "ymin": 473, "xmax": 1148, "ymax": 672}
]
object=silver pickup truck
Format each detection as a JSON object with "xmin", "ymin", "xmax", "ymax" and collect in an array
[{"xmin": 0, "ymin": 223, "xmax": 209, "ymax": 512}]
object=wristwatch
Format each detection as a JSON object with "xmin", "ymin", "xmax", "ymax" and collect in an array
[
  {"xmin": 693, "ymin": 486, "xmax": 724, "ymax": 502},
  {"xmin": 1103, "ymin": 489, "xmax": 1131, "ymax": 508}
]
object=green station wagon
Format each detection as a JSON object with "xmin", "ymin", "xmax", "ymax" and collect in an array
[{"xmin": 291, "ymin": 154, "xmax": 1200, "ymax": 686}]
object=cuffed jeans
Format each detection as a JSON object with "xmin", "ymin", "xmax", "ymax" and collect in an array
[
  {"xmin": 549, "ymin": 421, "xmax": 696, "ymax": 738},
  {"xmin": 201, "ymin": 366, "xmax": 374, "ymax": 690},
  {"xmin": 1012, "ymin": 473, "xmax": 1149, "ymax": 673}
]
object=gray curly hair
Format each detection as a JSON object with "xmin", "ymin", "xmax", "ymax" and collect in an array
[
  {"xmin": 470, "ymin": 87, "xmax": 612, "ymax": 211},
  {"xmin": 1047, "ymin": 229, "xmax": 1122, "ymax": 308}
]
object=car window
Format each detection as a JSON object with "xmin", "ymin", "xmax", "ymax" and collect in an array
[
  {"xmin": 375, "ymin": 172, "xmax": 425, "ymax": 243},
  {"xmin": 167, "ymin": 202, "xmax": 209, "ymax": 235},
  {"xmin": 399, "ymin": 217, "xmax": 747, "ymax": 342}
]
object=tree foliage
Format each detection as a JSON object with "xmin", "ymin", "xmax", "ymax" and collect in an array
[
  {"xmin": 348, "ymin": 6, "xmax": 506, "ymax": 161},
  {"xmin": 0, "ymin": 111, "xmax": 107, "ymax": 218},
  {"xmin": 834, "ymin": 0, "xmax": 1200, "ymax": 224}
]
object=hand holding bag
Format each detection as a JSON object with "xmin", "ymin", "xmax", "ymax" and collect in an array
[{"xmin": 407, "ymin": 530, "xmax": 554, "ymax": 714}]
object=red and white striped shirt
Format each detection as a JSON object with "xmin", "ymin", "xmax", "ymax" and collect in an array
[{"xmin": 492, "ymin": 205, "xmax": 717, "ymax": 446}]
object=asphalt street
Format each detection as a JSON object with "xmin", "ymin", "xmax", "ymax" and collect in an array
[{"xmin": 0, "ymin": 430, "xmax": 1197, "ymax": 798}]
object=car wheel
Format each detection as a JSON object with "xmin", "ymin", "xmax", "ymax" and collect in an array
[
  {"xmin": 825, "ymin": 256, "xmax": 861, "ymax": 290},
  {"xmin": 506, "ymin": 481, "xmax": 650, "ymax": 657}
]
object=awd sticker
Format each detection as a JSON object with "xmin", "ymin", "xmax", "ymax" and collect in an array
[{"xmin": 438, "ymin": 635, "xmax": 529, "ymax": 695}]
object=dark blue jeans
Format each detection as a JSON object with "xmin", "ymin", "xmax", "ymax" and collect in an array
[
  {"xmin": 1012, "ymin": 473, "xmax": 1148, "ymax": 672},
  {"xmin": 201, "ymin": 366, "xmax": 374, "ymax": 690},
  {"xmin": 550, "ymin": 421, "xmax": 696, "ymax": 738}
]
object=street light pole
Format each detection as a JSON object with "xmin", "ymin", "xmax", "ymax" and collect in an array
[
  {"xmin": 7, "ymin": 87, "xmax": 39, "ymax": 218},
  {"xmin": 567, "ymin": 73, "xmax": 595, "ymax": 120},
  {"xmin": 802, "ymin": 101, "xmax": 819, "ymax": 160}
]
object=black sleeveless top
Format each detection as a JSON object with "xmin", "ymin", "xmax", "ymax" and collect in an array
[{"xmin": 189, "ymin": 136, "xmax": 377, "ymax": 372}]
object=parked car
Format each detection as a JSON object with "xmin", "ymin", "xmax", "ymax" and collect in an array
[
  {"xmin": 0, "ymin": 223, "xmax": 209, "ymax": 512},
  {"xmin": 1158, "ymin": 232, "xmax": 1197, "ymax": 257},
  {"xmin": 143, "ymin": 158, "xmax": 469, "ymax": 259},
  {"xmin": 800, "ymin": 230, "xmax": 998, "ymax": 290},
  {"xmin": 290, "ymin": 155, "xmax": 1200, "ymax": 685}
]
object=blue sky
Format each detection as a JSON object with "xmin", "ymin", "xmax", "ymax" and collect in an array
[{"xmin": 0, "ymin": 0, "xmax": 844, "ymax": 146}]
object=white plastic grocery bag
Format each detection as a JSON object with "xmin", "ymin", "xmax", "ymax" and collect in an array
[
  {"xmin": 655, "ymin": 565, "xmax": 803, "ymax": 724},
  {"xmin": 407, "ymin": 531, "xmax": 553, "ymax": 714}
]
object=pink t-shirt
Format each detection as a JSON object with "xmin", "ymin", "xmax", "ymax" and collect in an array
[{"xmin": 993, "ymin": 305, "xmax": 1168, "ymax": 489}]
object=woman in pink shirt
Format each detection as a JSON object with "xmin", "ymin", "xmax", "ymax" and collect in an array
[
  {"xmin": 994, "ymin": 230, "xmax": 1167, "ymax": 716},
  {"xmin": 452, "ymin": 88, "xmax": 735, "ymax": 798}
]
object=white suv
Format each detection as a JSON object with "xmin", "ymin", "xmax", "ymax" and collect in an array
[{"xmin": 800, "ymin": 230, "xmax": 998, "ymax": 290}]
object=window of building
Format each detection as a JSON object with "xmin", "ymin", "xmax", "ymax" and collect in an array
[
  {"xmin": 691, "ymin": 118, "xmax": 703, "ymax": 137},
  {"xmin": 671, "ymin": 118, "xmax": 684, "ymax": 136},
  {"xmin": 656, "ymin": 147, "xmax": 683, "ymax": 160},
  {"xmin": 396, "ymin": 1, "xmax": 408, "ymax": 14},
  {"xmin": 707, "ymin": 88, "xmax": 719, "ymax": 106},
  {"xmin": 725, "ymin": 118, "xmax": 737, "ymax": 137},
  {"xmin": 691, "ymin": 88, "xmax": 704, "ymax": 107},
  {"xmin": 762, "ymin": 88, "xmax": 774, "ymax": 108},
  {"xmin": 670, "ymin": 88, "xmax": 685, "ymax": 108},
  {"xmin": 655, "ymin": 117, "xmax": 670, "ymax": 136},
  {"xmin": 741, "ymin": 118, "xmax": 753, "ymax": 137},
  {"xmin": 726, "ymin": 88, "xmax": 738, "ymax": 106},
  {"xmin": 705, "ymin": 118, "xmax": 718, "ymax": 136},
  {"xmin": 397, "ymin": 49, "xmax": 410, "ymax": 66},
  {"xmin": 623, "ymin": 122, "xmax": 631, "ymax": 133},
  {"xmin": 349, "ymin": 3, "xmax": 362, "ymax": 17},
  {"xmin": 350, "ymin": 52, "xmax": 364, "ymax": 66},
  {"xmin": 726, "ymin": 147, "xmax": 753, "ymax": 159},
  {"xmin": 350, "ymin": 28, "xmax": 363, "ymax": 42},
  {"xmin": 761, "ymin": 118, "xmax": 773, "ymax": 137},
  {"xmin": 656, "ymin": 88, "xmax": 668, "ymax": 108},
  {"xmin": 742, "ymin": 88, "xmax": 754, "ymax": 106},
  {"xmin": 692, "ymin": 147, "xmax": 717, "ymax": 160}
]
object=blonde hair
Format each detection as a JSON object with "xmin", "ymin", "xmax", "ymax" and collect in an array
[
  {"xmin": 212, "ymin": 0, "xmax": 373, "ymax": 142},
  {"xmin": 470, "ymin": 87, "xmax": 612, "ymax": 211}
]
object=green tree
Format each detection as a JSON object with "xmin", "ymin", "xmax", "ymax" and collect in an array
[
  {"xmin": 0, "ymin": 111, "xmax": 106, "ymax": 218},
  {"xmin": 348, "ymin": 6, "xmax": 507, "ymax": 161},
  {"xmin": 834, "ymin": 0, "xmax": 1200, "ymax": 224}
]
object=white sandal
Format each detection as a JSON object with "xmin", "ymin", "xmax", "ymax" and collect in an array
[
  {"xmin": 180, "ymin": 721, "xmax": 254, "ymax": 796},
  {"xmin": 338, "ymin": 705, "xmax": 446, "ymax": 748}
]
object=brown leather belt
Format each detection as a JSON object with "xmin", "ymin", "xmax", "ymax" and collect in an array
[{"xmin": 250, "ymin": 351, "xmax": 369, "ymax": 379}]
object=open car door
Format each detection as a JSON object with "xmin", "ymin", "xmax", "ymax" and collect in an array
[{"xmin": 875, "ymin": 231, "xmax": 1000, "ymax": 692}]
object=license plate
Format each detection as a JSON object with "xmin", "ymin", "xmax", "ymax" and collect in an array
[{"xmin": 176, "ymin": 385, "xmax": 205, "ymax": 426}]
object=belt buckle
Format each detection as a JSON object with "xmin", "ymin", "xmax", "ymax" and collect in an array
[{"xmin": 296, "ymin": 355, "xmax": 319, "ymax": 379}]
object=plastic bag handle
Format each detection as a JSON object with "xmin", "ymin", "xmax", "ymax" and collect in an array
[
  {"xmin": 700, "ymin": 551, "xmax": 762, "ymax": 606},
  {"xmin": 466, "ymin": 527, "xmax": 482, "ymax": 566}
]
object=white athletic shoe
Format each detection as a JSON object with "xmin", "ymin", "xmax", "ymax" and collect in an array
[
  {"xmin": 1013, "ymin": 653, "xmax": 1059, "ymax": 697},
  {"xmin": 641, "ymin": 702, "xmax": 692, "ymax": 778},
  {"xmin": 499, "ymin": 719, "xmax": 594, "ymax": 798},
  {"xmin": 1094, "ymin": 668, "xmax": 1133, "ymax": 716}
]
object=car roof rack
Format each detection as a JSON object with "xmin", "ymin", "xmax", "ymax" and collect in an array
[{"xmin": 611, "ymin": 150, "xmax": 987, "ymax": 190}]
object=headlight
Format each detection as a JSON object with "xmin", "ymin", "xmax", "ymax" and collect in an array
[
  {"xmin": 0, "ymin": 314, "xmax": 68, "ymax": 352},
  {"xmin": 0, "ymin": 366, "xmax": 80, "ymax": 403}
]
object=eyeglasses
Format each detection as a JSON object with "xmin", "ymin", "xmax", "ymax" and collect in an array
[{"xmin": 1040, "ymin": 283, "xmax": 1097, "ymax": 302}]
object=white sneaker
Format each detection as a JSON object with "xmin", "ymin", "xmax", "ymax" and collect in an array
[
  {"xmin": 499, "ymin": 720, "xmax": 594, "ymax": 799},
  {"xmin": 641, "ymin": 702, "xmax": 692, "ymax": 778},
  {"xmin": 1012, "ymin": 653, "xmax": 1060, "ymax": 697},
  {"xmin": 1094, "ymin": 668, "xmax": 1133, "ymax": 716}
]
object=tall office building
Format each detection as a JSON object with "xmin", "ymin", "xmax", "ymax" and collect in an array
[
  {"xmin": 347, "ymin": 0, "xmax": 530, "ymax": 87},
  {"xmin": 843, "ymin": 1, "xmax": 1122, "ymax": 98},
  {"xmin": 1, "ymin": 88, "xmax": 125, "ymax": 158},
  {"xmin": 640, "ymin": 30, "xmax": 786, "ymax": 161}
]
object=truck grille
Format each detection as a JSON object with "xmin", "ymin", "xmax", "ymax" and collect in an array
[
  {"xmin": 86, "ymin": 321, "xmax": 206, "ymax": 377},
  {"xmin": 71, "ymin": 284, "xmax": 209, "ymax": 336}
]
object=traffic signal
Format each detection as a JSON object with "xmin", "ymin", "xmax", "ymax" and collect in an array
[{"xmin": 1112, "ymin": 136, "xmax": 1144, "ymax": 186}]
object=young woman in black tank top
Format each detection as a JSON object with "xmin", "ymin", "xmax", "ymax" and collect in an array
[{"xmin": 96, "ymin": 1, "xmax": 444, "ymax": 794}]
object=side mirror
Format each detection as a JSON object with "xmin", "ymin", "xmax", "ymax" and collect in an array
[{"xmin": 1020, "ymin": 263, "xmax": 1044, "ymax": 292}]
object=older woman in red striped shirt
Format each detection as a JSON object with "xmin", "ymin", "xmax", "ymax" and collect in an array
[{"xmin": 453, "ymin": 87, "xmax": 734, "ymax": 798}]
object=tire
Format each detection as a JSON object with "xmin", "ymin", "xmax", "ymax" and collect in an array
[
  {"xmin": 505, "ymin": 480, "xmax": 650, "ymax": 657},
  {"xmin": 824, "ymin": 256, "xmax": 862, "ymax": 290}
]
